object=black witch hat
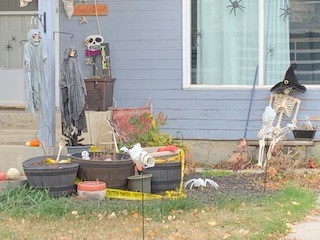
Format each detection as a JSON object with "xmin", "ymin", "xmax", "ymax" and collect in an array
[{"xmin": 270, "ymin": 64, "xmax": 306, "ymax": 93}]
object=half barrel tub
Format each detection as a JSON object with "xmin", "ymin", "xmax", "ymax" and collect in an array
[
  {"xmin": 144, "ymin": 161, "xmax": 182, "ymax": 193},
  {"xmin": 70, "ymin": 152, "xmax": 134, "ymax": 189},
  {"xmin": 22, "ymin": 155, "xmax": 79, "ymax": 197}
]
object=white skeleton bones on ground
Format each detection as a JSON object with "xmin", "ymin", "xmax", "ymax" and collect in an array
[
  {"xmin": 184, "ymin": 178, "xmax": 219, "ymax": 190},
  {"xmin": 257, "ymin": 88, "xmax": 301, "ymax": 167}
]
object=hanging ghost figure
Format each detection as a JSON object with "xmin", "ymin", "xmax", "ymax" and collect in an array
[
  {"xmin": 62, "ymin": 0, "xmax": 74, "ymax": 20},
  {"xmin": 23, "ymin": 29, "xmax": 50, "ymax": 145},
  {"xmin": 24, "ymin": 29, "xmax": 48, "ymax": 114},
  {"xmin": 60, "ymin": 46, "xmax": 87, "ymax": 146}
]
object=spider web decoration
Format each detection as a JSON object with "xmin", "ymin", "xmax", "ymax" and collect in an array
[
  {"xmin": 267, "ymin": 45, "xmax": 276, "ymax": 57},
  {"xmin": 280, "ymin": 0, "xmax": 291, "ymax": 21},
  {"xmin": 226, "ymin": 0, "xmax": 246, "ymax": 17},
  {"xmin": 4, "ymin": 42, "xmax": 13, "ymax": 52}
]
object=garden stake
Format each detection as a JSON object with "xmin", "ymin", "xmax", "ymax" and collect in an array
[
  {"xmin": 263, "ymin": 155, "xmax": 269, "ymax": 195},
  {"xmin": 244, "ymin": 65, "xmax": 259, "ymax": 139}
]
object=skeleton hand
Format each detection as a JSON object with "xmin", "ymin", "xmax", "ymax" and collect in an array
[{"xmin": 25, "ymin": 61, "xmax": 31, "ymax": 71}]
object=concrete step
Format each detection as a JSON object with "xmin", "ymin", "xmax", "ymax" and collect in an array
[
  {"xmin": 0, "ymin": 108, "xmax": 61, "ymax": 130},
  {"xmin": 0, "ymin": 145, "xmax": 65, "ymax": 173},
  {"xmin": 0, "ymin": 129, "xmax": 63, "ymax": 145},
  {"xmin": 0, "ymin": 109, "xmax": 113, "ymax": 173}
]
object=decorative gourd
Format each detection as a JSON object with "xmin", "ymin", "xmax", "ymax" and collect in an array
[{"xmin": 6, "ymin": 168, "xmax": 20, "ymax": 180}]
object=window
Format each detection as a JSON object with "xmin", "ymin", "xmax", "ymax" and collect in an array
[
  {"xmin": 189, "ymin": 0, "xmax": 320, "ymax": 86},
  {"xmin": 0, "ymin": 0, "xmax": 38, "ymax": 69}
]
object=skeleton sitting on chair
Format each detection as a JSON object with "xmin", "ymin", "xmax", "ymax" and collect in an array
[{"xmin": 257, "ymin": 64, "xmax": 306, "ymax": 167}]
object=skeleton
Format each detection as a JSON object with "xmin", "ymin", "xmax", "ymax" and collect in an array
[
  {"xmin": 257, "ymin": 87, "xmax": 301, "ymax": 167},
  {"xmin": 85, "ymin": 35, "xmax": 104, "ymax": 51},
  {"xmin": 184, "ymin": 178, "xmax": 219, "ymax": 190}
]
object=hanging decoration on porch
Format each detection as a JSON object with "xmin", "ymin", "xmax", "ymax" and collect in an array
[
  {"xmin": 23, "ymin": 29, "xmax": 51, "ymax": 146},
  {"xmin": 84, "ymin": 34, "xmax": 104, "ymax": 77},
  {"xmin": 62, "ymin": 0, "xmax": 74, "ymax": 20},
  {"xmin": 20, "ymin": 0, "xmax": 32, "ymax": 7},
  {"xmin": 226, "ymin": 0, "xmax": 246, "ymax": 16},
  {"xmin": 60, "ymin": 46, "xmax": 87, "ymax": 146},
  {"xmin": 257, "ymin": 64, "xmax": 306, "ymax": 168}
]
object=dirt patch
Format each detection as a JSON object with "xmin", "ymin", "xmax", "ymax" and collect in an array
[{"xmin": 184, "ymin": 172, "xmax": 274, "ymax": 204}]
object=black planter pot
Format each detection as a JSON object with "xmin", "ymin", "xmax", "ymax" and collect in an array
[
  {"xmin": 293, "ymin": 130, "xmax": 316, "ymax": 140},
  {"xmin": 66, "ymin": 144, "xmax": 91, "ymax": 155},
  {"xmin": 22, "ymin": 155, "xmax": 79, "ymax": 197},
  {"xmin": 144, "ymin": 161, "xmax": 182, "ymax": 193},
  {"xmin": 70, "ymin": 152, "xmax": 134, "ymax": 189}
]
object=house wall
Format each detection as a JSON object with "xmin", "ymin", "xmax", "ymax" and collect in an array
[{"xmin": 58, "ymin": 0, "xmax": 320, "ymax": 143}]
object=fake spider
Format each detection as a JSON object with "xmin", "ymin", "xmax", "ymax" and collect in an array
[
  {"xmin": 11, "ymin": 36, "xmax": 17, "ymax": 42},
  {"xmin": 226, "ymin": 0, "xmax": 245, "ymax": 17},
  {"xmin": 4, "ymin": 42, "xmax": 13, "ymax": 52},
  {"xmin": 280, "ymin": 0, "xmax": 291, "ymax": 21},
  {"xmin": 184, "ymin": 178, "xmax": 219, "ymax": 190},
  {"xmin": 267, "ymin": 45, "xmax": 276, "ymax": 57}
]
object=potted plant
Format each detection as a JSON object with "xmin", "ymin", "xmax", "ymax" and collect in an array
[
  {"xmin": 293, "ymin": 121, "xmax": 317, "ymax": 140},
  {"xmin": 117, "ymin": 111, "xmax": 187, "ymax": 193},
  {"xmin": 22, "ymin": 154, "xmax": 79, "ymax": 197}
]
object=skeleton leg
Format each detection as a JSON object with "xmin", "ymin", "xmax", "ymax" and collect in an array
[{"xmin": 258, "ymin": 138, "xmax": 266, "ymax": 167}]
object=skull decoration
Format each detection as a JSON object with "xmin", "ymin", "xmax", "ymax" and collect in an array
[{"xmin": 85, "ymin": 35, "xmax": 104, "ymax": 51}]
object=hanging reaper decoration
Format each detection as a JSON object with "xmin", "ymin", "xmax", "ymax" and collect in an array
[
  {"xmin": 60, "ymin": 46, "xmax": 87, "ymax": 146},
  {"xmin": 23, "ymin": 29, "xmax": 50, "ymax": 145},
  {"xmin": 24, "ymin": 29, "xmax": 48, "ymax": 113}
]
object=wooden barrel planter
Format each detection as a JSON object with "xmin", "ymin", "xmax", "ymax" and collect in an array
[
  {"xmin": 144, "ymin": 161, "xmax": 182, "ymax": 193},
  {"xmin": 70, "ymin": 152, "xmax": 134, "ymax": 189},
  {"xmin": 22, "ymin": 155, "xmax": 79, "ymax": 197}
]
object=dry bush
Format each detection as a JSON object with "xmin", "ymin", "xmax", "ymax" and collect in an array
[{"xmin": 266, "ymin": 146, "xmax": 306, "ymax": 180}]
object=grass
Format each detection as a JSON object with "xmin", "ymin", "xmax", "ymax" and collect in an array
[{"xmin": 0, "ymin": 184, "xmax": 317, "ymax": 239}]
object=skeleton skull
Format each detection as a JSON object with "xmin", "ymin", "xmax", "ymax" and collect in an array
[{"xmin": 85, "ymin": 35, "xmax": 104, "ymax": 51}]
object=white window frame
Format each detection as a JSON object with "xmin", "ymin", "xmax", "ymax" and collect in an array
[{"xmin": 182, "ymin": 0, "xmax": 320, "ymax": 90}]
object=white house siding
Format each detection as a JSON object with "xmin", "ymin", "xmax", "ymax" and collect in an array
[{"xmin": 58, "ymin": 0, "xmax": 320, "ymax": 141}]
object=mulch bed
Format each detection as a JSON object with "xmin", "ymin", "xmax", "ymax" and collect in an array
[{"xmin": 183, "ymin": 172, "xmax": 275, "ymax": 204}]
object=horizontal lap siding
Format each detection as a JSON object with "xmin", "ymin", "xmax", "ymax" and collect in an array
[{"xmin": 59, "ymin": 0, "xmax": 320, "ymax": 140}]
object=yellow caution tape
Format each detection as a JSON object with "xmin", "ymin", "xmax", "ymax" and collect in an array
[
  {"xmin": 106, "ymin": 188, "xmax": 163, "ymax": 200},
  {"xmin": 75, "ymin": 149, "xmax": 187, "ymax": 201},
  {"xmin": 106, "ymin": 188, "xmax": 186, "ymax": 201}
]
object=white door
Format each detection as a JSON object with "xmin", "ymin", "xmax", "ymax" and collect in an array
[{"xmin": 0, "ymin": 1, "xmax": 38, "ymax": 106}]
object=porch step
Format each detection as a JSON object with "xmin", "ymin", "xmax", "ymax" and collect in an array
[
  {"xmin": 0, "ymin": 109, "xmax": 112, "ymax": 172},
  {"xmin": 0, "ymin": 109, "xmax": 63, "ymax": 172},
  {"xmin": 0, "ymin": 108, "xmax": 62, "ymax": 130}
]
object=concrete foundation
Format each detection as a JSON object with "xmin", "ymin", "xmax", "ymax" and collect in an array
[{"xmin": 1, "ymin": 109, "xmax": 320, "ymax": 171}]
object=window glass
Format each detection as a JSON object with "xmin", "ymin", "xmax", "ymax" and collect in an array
[
  {"xmin": 289, "ymin": 0, "xmax": 320, "ymax": 84},
  {"xmin": 191, "ymin": 0, "xmax": 320, "ymax": 86},
  {"xmin": 0, "ymin": 0, "xmax": 38, "ymax": 69},
  {"xmin": 191, "ymin": 0, "xmax": 259, "ymax": 85}
]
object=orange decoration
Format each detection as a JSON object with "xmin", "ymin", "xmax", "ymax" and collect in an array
[
  {"xmin": 73, "ymin": 4, "xmax": 108, "ymax": 16},
  {"xmin": 25, "ymin": 139, "xmax": 40, "ymax": 147}
]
